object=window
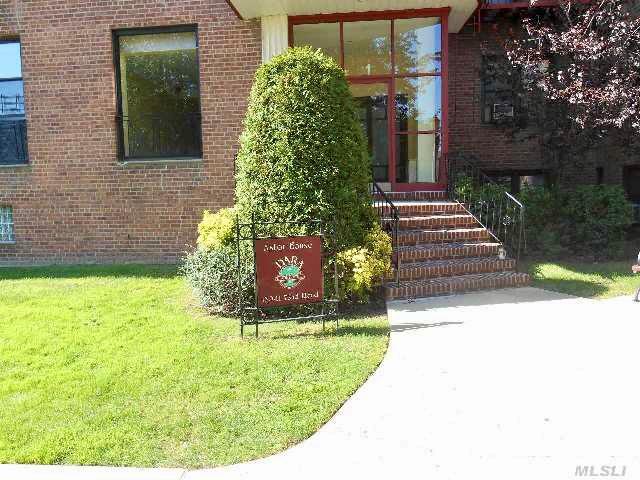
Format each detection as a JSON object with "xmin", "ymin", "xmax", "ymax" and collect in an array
[
  {"xmin": 624, "ymin": 166, "xmax": 640, "ymax": 202},
  {"xmin": 114, "ymin": 26, "xmax": 202, "ymax": 161},
  {"xmin": 596, "ymin": 167, "xmax": 604, "ymax": 185},
  {"xmin": 0, "ymin": 206, "xmax": 15, "ymax": 243},
  {"xmin": 486, "ymin": 170, "xmax": 547, "ymax": 194},
  {"xmin": 0, "ymin": 40, "xmax": 28, "ymax": 165},
  {"xmin": 292, "ymin": 15, "xmax": 445, "ymax": 185},
  {"xmin": 481, "ymin": 54, "xmax": 517, "ymax": 124}
]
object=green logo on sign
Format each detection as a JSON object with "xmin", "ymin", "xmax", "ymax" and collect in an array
[{"xmin": 275, "ymin": 256, "xmax": 305, "ymax": 289}]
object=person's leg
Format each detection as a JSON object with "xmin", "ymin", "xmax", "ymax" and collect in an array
[{"xmin": 635, "ymin": 286, "xmax": 640, "ymax": 302}]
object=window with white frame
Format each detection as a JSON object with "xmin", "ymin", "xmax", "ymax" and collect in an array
[{"xmin": 0, "ymin": 206, "xmax": 15, "ymax": 243}]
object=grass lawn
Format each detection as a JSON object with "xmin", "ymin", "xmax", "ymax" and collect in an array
[
  {"xmin": 0, "ymin": 265, "xmax": 388, "ymax": 468},
  {"xmin": 525, "ymin": 260, "xmax": 640, "ymax": 299}
]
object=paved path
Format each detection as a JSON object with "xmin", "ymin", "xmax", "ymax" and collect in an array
[{"xmin": 4, "ymin": 288, "xmax": 640, "ymax": 480}]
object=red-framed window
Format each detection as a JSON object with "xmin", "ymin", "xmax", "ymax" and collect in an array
[{"xmin": 289, "ymin": 8, "xmax": 449, "ymax": 190}]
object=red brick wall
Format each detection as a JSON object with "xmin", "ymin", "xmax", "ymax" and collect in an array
[
  {"xmin": 448, "ymin": 27, "xmax": 544, "ymax": 173},
  {"xmin": 0, "ymin": 0, "xmax": 260, "ymax": 265},
  {"xmin": 448, "ymin": 24, "xmax": 639, "ymax": 190}
]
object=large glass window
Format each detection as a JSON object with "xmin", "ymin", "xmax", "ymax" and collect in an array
[
  {"xmin": 343, "ymin": 20, "xmax": 391, "ymax": 76},
  {"xmin": 292, "ymin": 23, "xmax": 341, "ymax": 64},
  {"xmin": 291, "ymin": 15, "xmax": 444, "ymax": 186},
  {"xmin": 0, "ymin": 40, "xmax": 28, "ymax": 165},
  {"xmin": 114, "ymin": 27, "xmax": 202, "ymax": 161},
  {"xmin": 394, "ymin": 18, "xmax": 441, "ymax": 74}
]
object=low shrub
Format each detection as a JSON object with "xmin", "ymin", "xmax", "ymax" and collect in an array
[
  {"xmin": 182, "ymin": 244, "xmax": 254, "ymax": 315},
  {"xmin": 197, "ymin": 207, "xmax": 236, "ymax": 251},
  {"xmin": 562, "ymin": 185, "xmax": 633, "ymax": 258},
  {"xmin": 454, "ymin": 176, "xmax": 633, "ymax": 260},
  {"xmin": 337, "ymin": 223, "xmax": 393, "ymax": 302}
]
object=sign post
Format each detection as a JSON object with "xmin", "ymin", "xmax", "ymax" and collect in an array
[
  {"xmin": 255, "ymin": 236, "xmax": 324, "ymax": 308},
  {"xmin": 235, "ymin": 217, "xmax": 339, "ymax": 337}
]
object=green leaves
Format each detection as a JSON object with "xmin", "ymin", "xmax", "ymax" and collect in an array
[{"xmin": 235, "ymin": 47, "xmax": 374, "ymax": 249}]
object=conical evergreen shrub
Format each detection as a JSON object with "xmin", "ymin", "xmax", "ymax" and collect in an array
[{"xmin": 235, "ymin": 47, "xmax": 374, "ymax": 250}]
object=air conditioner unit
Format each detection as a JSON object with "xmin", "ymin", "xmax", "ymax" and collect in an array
[{"xmin": 492, "ymin": 103, "xmax": 514, "ymax": 121}]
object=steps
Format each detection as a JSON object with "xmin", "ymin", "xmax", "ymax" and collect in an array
[{"xmin": 380, "ymin": 191, "xmax": 530, "ymax": 300}]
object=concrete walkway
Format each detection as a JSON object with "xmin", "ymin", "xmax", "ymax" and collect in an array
[{"xmin": 4, "ymin": 288, "xmax": 640, "ymax": 480}]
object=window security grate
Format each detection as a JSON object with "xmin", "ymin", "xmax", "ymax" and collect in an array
[{"xmin": 0, "ymin": 206, "xmax": 15, "ymax": 243}]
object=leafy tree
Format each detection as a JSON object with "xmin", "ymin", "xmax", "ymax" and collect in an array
[
  {"xmin": 508, "ymin": 0, "xmax": 640, "ymax": 135},
  {"xmin": 482, "ymin": 1, "xmax": 640, "ymax": 179}
]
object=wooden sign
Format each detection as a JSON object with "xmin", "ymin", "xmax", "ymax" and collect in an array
[{"xmin": 255, "ymin": 235, "xmax": 323, "ymax": 308}]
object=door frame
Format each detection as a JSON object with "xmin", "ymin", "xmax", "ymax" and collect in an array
[{"xmin": 289, "ymin": 8, "xmax": 450, "ymax": 192}]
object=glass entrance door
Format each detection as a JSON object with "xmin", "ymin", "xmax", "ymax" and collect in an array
[
  {"xmin": 293, "ymin": 14, "xmax": 447, "ymax": 191},
  {"xmin": 350, "ymin": 82, "xmax": 391, "ymax": 184}
]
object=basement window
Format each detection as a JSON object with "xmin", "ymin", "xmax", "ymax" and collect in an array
[
  {"xmin": 113, "ymin": 26, "xmax": 202, "ymax": 161},
  {"xmin": 0, "ymin": 206, "xmax": 15, "ymax": 243}
]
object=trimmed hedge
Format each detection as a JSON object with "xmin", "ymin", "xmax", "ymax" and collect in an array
[
  {"xmin": 235, "ymin": 47, "xmax": 375, "ymax": 250},
  {"xmin": 182, "ymin": 48, "xmax": 392, "ymax": 313},
  {"xmin": 454, "ymin": 175, "xmax": 633, "ymax": 259}
]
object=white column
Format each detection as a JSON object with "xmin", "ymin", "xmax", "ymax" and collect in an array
[{"xmin": 261, "ymin": 14, "xmax": 289, "ymax": 63}]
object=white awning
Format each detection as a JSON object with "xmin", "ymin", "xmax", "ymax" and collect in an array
[{"xmin": 226, "ymin": 0, "xmax": 477, "ymax": 32}]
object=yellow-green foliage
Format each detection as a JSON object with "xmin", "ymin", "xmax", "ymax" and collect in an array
[
  {"xmin": 338, "ymin": 223, "xmax": 392, "ymax": 301},
  {"xmin": 197, "ymin": 208, "xmax": 236, "ymax": 251}
]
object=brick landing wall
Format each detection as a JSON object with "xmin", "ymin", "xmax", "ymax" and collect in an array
[{"xmin": 0, "ymin": 0, "xmax": 260, "ymax": 265}]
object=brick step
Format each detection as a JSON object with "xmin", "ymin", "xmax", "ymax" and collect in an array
[
  {"xmin": 378, "ymin": 200, "xmax": 466, "ymax": 216},
  {"xmin": 392, "ymin": 214, "xmax": 478, "ymax": 230},
  {"xmin": 395, "ymin": 257, "xmax": 516, "ymax": 281},
  {"xmin": 398, "ymin": 241, "xmax": 501, "ymax": 262},
  {"xmin": 397, "ymin": 227, "xmax": 490, "ymax": 246},
  {"xmin": 375, "ymin": 190, "xmax": 448, "ymax": 201},
  {"xmin": 385, "ymin": 271, "xmax": 531, "ymax": 300}
]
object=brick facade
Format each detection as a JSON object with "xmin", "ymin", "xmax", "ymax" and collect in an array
[
  {"xmin": 448, "ymin": 22, "xmax": 639, "ymax": 190},
  {"xmin": 448, "ymin": 26, "xmax": 543, "ymax": 173},
  {"xmin": 0, "ymin": 4, "xmax": 636, "ymax": 265},
  {"xmin": 0, "ymin": 0, "xmax": 261, "ymax": 265}
]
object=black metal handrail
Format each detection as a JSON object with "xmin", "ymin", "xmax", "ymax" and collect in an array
[
  {"xmin": 370, "ymin": 181, "xmax": 401, "ymax": 286},
  {"xmin": 448, "ymin": 156, "xmax": 526, "ymax": 266}
]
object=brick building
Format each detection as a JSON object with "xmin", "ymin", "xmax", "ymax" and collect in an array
[{"xmin": 0, "ymin": 0, "xmax": 637, "ymax": 265}]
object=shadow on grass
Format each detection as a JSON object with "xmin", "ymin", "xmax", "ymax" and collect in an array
[
  {"xmin": 0, "ymin": 264, "xmax": 179, "ymax": 281},
  {"xmin": 531, "ymin": 277, "xmax": 609, "ymax": 298},
  {"xmin": 270, "ymin": 322, "xmax": 390, "ymax": 340}
]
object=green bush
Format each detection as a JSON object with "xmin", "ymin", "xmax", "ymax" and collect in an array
[
  {"xmin": 197, "ymin": 207, "xmax": 236, "ymax": 251},
  {"xmin": 562, "ymin": 185, "xmax": 633, "ymax": 257},
  {"xmin": 235, "ymin": 47, "xmax": 375, "ymax": 250},
  {"xmin": 454, "ymin": 175, "xmax": 633, "ymax": 260},
  {"xmin": 519, "ymin": 186, "xmax": 566, "ymax": 257},
  {"xmin": 181, "ymin": 245, "xmax": 254, "ymax": 315},
  {"xmin": 183, "ymin": 48, "xmax": 394, "ymax": 313},
  {"xmin": 337, "ymin": 224, "xmax": 393, "ymax": 302}
]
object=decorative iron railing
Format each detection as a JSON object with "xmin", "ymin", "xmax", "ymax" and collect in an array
[
  {"xmin": 448, "ymin": 156, "xmax": 526, "ymax": 265},
  {"xmin": 116, "ymin": 112, "xmax": 202, "ymax": 160},
  {"xmin": 370, "ymin": 181, "xmax": 400, "ymax": 286},
  {"xmin": 0, "ymin": 119, "xmax": 28, "ymax": 165},
  {"xmin": 0, "ymin": 94, "xmax": 25, "ymax": 116}
]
